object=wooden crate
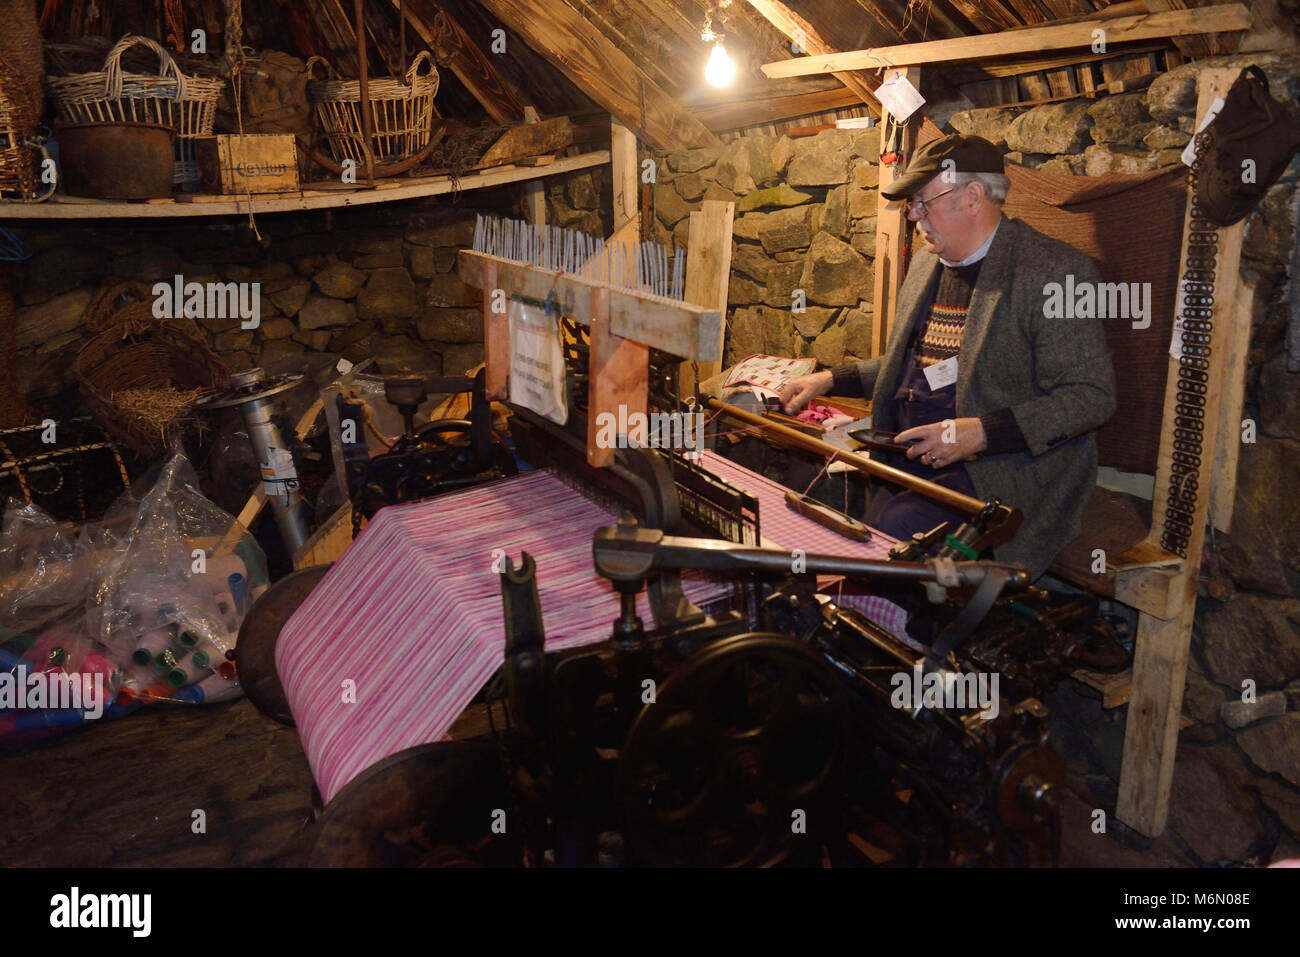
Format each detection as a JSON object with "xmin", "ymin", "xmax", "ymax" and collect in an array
[{"xmin": 194, "ymin": 134, "xmax": 299, "ymax": 194}]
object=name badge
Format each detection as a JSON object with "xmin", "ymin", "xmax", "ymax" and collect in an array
[{"xmin": 923, "ymin": 355, "xmax": 958, "ymax": 391}]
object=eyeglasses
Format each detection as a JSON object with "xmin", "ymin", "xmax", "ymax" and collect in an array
[{"xmin": 904, "ymin": 185, "xmax": 958, "ymax": 219}]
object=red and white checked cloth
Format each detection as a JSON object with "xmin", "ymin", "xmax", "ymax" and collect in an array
[{"xmin": 277, "ymin": 454, "xmax": 908, "ymax": 803}]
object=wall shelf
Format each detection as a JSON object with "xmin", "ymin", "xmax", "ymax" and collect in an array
[{"xmin": 0, "ymin": 150, "xmax": 609, "ymax": 221}]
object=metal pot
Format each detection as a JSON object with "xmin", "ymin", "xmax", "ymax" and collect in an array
[{"xmin": 55, "ymin": 122, "xmax": 174, "ymax": 199}]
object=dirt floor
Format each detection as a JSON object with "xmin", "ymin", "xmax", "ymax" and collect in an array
[{"xmin": 0, "ymin": 686, "xmax": 1193, "ymax": 868}]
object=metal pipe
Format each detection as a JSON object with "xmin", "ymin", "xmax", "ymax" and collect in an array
[{"xmin": 705, "ymin": 397, "xmax": 987, "ymax": 517}]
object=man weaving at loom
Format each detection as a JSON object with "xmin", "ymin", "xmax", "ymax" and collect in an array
[{"xmin": 781, "ymin": 134, "xmax": 1117, "ymax": 581}]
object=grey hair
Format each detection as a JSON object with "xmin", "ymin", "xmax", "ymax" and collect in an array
[{"xmin": 953, "ymin": 170, "xmax": 1010, "ymax": 205}]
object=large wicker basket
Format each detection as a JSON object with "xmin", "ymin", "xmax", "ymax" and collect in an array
[
  {"xmin": 0, "ymin": 57, "xmax": 44, "ymax": 201},
  {"xmin": 73, "ymin": 295, "xmax": 227, "ymax": 460},
  {"xmin": 306, "ymin": 51, "xmax": 439, "ymax": 167},
  {"xmin": 46, "ymin": 35, "xmax": 224, "ymax": 188}
]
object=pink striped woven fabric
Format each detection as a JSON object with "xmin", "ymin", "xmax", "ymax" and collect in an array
[
  {"xmin": 278, "ymin": 456, "xmax": 909, "ymax": 803},
  {"xmin": 701, "ymin": 454, "xmax": 910, "ymax": 638}
]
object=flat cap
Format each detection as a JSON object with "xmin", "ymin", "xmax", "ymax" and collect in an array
[{"xmin": 880, "ymin": 133, "xmax": 1004, "ymax": 200}]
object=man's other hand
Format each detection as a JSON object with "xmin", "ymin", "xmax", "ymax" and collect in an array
[
  {"xmin": 896, "ymin": 417, "xmax": 988, "ymax": 468},
  {"xmin": 779, "ymin": 370, "xmax": 834, "ymax": 413}
]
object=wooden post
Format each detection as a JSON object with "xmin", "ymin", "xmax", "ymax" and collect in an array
[
  {"xmin": 871, "ymin": 66, "xmax": 921, "ymax": 357},
  {"xmin": 586, "ymin": 285, "xmax": 649, "ymax": 468},
  {"xmin": 1116, "ymin": 67, "xmax": 1247, "ymax": 837},
  {"xmin": 611, "ymin": 119, "xmax": 638, "ymax": 233},
  {"xmin": 481, "ymin": 260, "xmax": 508, "ymax": 400},
  {"xmin": 521, "ymin": 107, "xmax": 547, "ymax": 227},
  {"xmin": 680, "ymin": 199, "xmax": 736, "ymax": 395}
]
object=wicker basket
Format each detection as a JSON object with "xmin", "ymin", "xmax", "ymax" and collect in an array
[
  {"xmin": 306, "ymin": 51, "xmax": 439, "ymax": 167},
  {"xmin": 46, "ymin": 35, "xmax": 224, "ymax": 188},
  {"xmin": 73, "ymin": 312, "xmax": 227, "ymax": 461},
  {"xmin": 0, "ymin": 57, "xmax": 43, "ymax": 201}
]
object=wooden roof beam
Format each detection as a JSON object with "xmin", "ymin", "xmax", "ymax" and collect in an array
[
  {"xmin": 742, "ymin": 0, "xmax": 883, "ymax": 116},
  {"xmin": 761, "ymin": 3, "xmax": 1251, "ymax": 74},
  {"xmin": 390, "ymin": 0, "xmax": 529, "ymax": 124},
  {"xmin": 469, "ymin": 0, "xmax": 719, "ymax": 150}
]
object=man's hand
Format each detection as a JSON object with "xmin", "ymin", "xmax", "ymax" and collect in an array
[
  {"xmin": 779, "ymin": 370, "xmax": 834, "ymax": 414},
  {"xmin": 896, "ymin": 417, "xmax": 987, "ymax": 469}
]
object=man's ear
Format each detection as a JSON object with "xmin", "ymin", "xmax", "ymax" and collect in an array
[{"xmin": 965, "ymin": 179, "xmax": 985, "ymax": 210}]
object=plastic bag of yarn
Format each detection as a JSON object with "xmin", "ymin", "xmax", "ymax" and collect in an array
[{"xmin": 84, "ymin": 450, "xmax": 265, "ymax": 706}]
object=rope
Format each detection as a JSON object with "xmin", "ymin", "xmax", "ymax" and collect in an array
[{"xmin": 224, "ymin": 0, "xmax": 262, "ymax": 242}]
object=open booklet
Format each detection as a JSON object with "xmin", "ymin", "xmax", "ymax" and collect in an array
[{"xmin": 723, "ymin": 354, "xmax": 817, "ymax": 400}]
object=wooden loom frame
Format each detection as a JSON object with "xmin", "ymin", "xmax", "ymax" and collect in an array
[{"xmin": 456, "ymin": 121, "xmax": 726, "ymax": 468}]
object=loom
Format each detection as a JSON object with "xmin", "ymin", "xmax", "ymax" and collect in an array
[{"xmin": 235, "ymin": 216, "xmax": 1125, "ymax": 866}]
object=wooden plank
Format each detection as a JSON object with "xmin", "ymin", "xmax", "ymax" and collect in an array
[
  {"xmin": 0, "ymin": 151, "xmax": 610, "ymax": 219},
  {"xmin": 680, "ymin": 200, "xmax": 736, "ymax": 394},
  {"xmin": 871, "ymin": 67, "xmax": 921, "ymax": 358},
  {"xmin": 474, "ymin": 116, "xmax": 574, "ymax": 169},
  {"xmin": 610, "ymin": 120, "xmax": 638, "ymax": 234},
  {"xmin": 1209, "ymin": 281, "xmax": 1254, "ymax": 534},
  {"xmin": 292, "ymin": 501, "xmax": 354, "ymax": 569},
  {"xmin": 470, "ymin": 0, "xmax": 719, "ymax": 150},
  {"xmin": 392, "ymin": 0, "xmax": 528, "ymax": 124},
  {"xmin": 1118, "ymin": 66, "xmax": 1248, "ymax": 839},
  {"xmin": 742, "ymin": 0, "xmax": 882, "ymax": 116},
  {"xmin": 1072, "ymin": 667, "xmax": 1133, "ymax": 709},
  {"xmin": 760, "ymin": 4, "xmax": 1252, "ymax": 75},
  {"xmin": 696, "ymin": 87, "xmax": 863, "ymax": 132},
  {"xmin": 944, "ymin": 41, "xmax": 1170, "ymax": 81},
  {"xmin": 586, "ymin": 286, "xmax": 649, "ymax": 468},
  {"xmin": 1141, "ymin": 0, "xmax": 1227, "ymax": 57},
  {"xmin": 457, "ymin": 249, "xmax": 723, "ymax": 361}
]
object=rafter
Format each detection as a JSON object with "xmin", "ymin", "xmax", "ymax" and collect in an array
[
  {"xmin": 742, "ymin": 0, "xmax": 882, "ymax": 116},
  {"xmin": 761, "ymin": 3, "xmax": 1252, "ymax": 74},
  {"xmin": 470, "ymin": 0, "xmax": 719, "ymax": 150},
  {"xmin": 390, "ymin": 0, "xmax": 528, "ymax": 124}
]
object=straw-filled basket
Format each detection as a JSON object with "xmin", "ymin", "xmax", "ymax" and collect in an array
[
  {"xmin": 46, "ymin": 34, "xmax": 223, "ymax": 188},
  {"xmin": 306, "ymin": 50, "xmax": 439, "ymax": 167},
  {"xmin": 74, "ymin": 283, "xmax": 227, "ymax": 460}
]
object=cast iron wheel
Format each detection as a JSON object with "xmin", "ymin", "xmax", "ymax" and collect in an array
[
  {"xmin": 616, "ymin": 632, "xmax": 850, "ymax": 867},
  {"xmin": 309, "ymin": 738, "xmax": 520, "ymax": 867},
  {"xmin": 235, "ymin": 563, "xmax": 332, "ymax": 726}
]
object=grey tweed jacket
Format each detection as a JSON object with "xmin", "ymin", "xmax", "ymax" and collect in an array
[{"xmin": 842, "ymin": 214, "xmax": 1117, "ymax": 579}]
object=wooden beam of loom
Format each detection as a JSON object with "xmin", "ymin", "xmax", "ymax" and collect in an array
[
  {"xmin": 742, "ymin": 0, "xmax": 882, "ymax": 117},
  {"xmin": 389, "ymin": 0, "xmax": 528, "ymax": 124},
  {"xmin": 1116, "ymin": 68, "xmax": 1249, "ymax": 838},
  {"xmin": 760, "ymin": 3, "xmax": 1252, "ymax": 75},
  {"xmin": 468, "ymin": 0, "xmax": 719, "ymax": 150},
  {"xmin": 457, "ymin": 251, "xmax": 724, "ymax": 362}
]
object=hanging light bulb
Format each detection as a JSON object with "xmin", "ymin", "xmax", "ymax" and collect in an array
[{"xmin": 705, "ymin": 42, "xmax": 735, "ymax": 87}]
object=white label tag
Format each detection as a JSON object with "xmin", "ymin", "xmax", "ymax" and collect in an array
[
  {"xmin": 923, "ymin": 356, "xmax": 958, "ymax": 391},
  {"xmin": 876, "ymin": 73, "xmax": 926, "ymax": 124},
  {"xmin": 1181, "ymin": 95, "xmax": 1224, "ymax": 166},
  {"xmin": 508, "ymin": 298, "xmax": 569, "ymax": 424}
]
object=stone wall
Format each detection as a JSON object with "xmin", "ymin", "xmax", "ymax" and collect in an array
[
  {"xmin": 659, "ymin": 50, "xmax": 1300, "ymax": 863},
  {"xmin": 650, "ymin": 129, "xmax": 880, "ymax": 370},
  {"xmin": 13, "ymin": 166, "xmax": 610, "ymax": 406}
]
